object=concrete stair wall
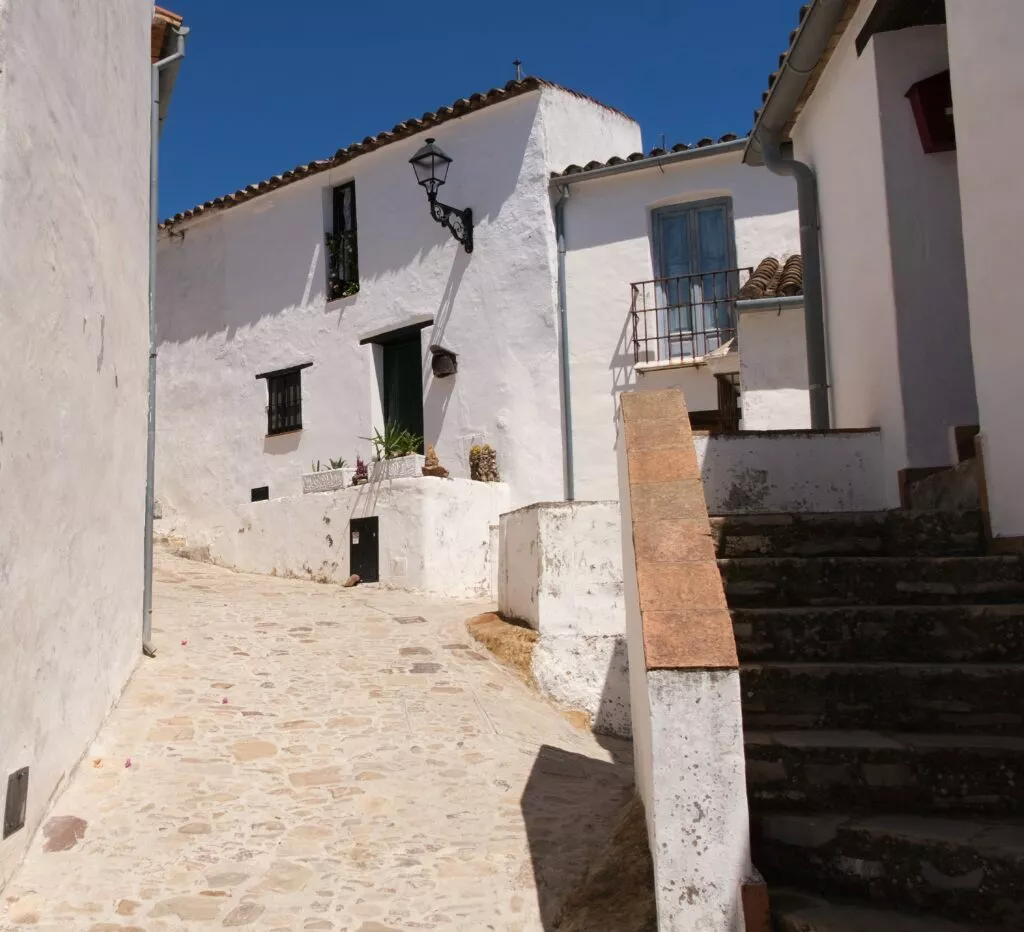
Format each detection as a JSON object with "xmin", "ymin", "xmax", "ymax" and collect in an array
[{"xmin": 715, "ymin": 509, "xmax": 1024, "ymax": 930}]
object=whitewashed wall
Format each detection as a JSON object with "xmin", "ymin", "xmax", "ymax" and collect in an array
[
  {"xmin": 0, "ymin": 0, "xmax": 151, "ymax": 887},
  {"xmin": 560, "ymin": 150, "xmax": 800, "ymax": 501},
  {"xmin": 156, "ymin": 88, "xmax": 640, "ymax": 541},
  {"xmin": 873, "ymin": 26, "xmax": 977, "ymax": 467},
  {"xmin": 498, "ymin": 501, "xmax": 629, "ymax": 736},
  {"xmin": 791, "ymin": 12, "xmax": 977, "ymax": 504},
  {"xmin": 947, "ymin": 0, "xmax": 1024, "ymax": 537},
  {"xmin": 170, "ymin": 478, "xmax": 509, "ymax": 599},
  {"xmin": 738, "ymin": 301, "xmax": 811, "ymax": 429},
  {"xmin": 695, "ymin": 430, "xmax": 886, "ymax": 514}
]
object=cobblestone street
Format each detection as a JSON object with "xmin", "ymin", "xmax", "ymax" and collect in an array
[{"xmin": 1, "ymin": 553, "xmax": 633, "ymax": 932}]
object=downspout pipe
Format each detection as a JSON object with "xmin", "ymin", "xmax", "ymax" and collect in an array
[
  {"xmin": 144, "ymin": 26, "xmax": 188, "ymax": 656},
  {"xmin": 554, "ymin": 185, "xmax": 574, "ymax": 501},
  {"xmin": 760, "ymin": 131, "xmax": 830, "ymax": 429}
]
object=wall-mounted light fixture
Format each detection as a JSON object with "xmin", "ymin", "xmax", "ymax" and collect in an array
[{"xmin": 409, "ymin": 138, "xmax": 473, "ymax": 253}]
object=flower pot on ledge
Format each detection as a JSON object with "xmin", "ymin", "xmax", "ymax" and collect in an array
[
  {"xmin": 301, "ymin": 467, "xmax": 354, "ymax": 494},
  {"xmin": 369, "ymin": 453, "xmax": 425, "ymax": 481}
]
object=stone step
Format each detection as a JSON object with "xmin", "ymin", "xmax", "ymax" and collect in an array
[
  {"xmin": 711, "ymin": 511, "xmax": 984, "ymax": 559},
  {"xmin": 771, "ymin": 887, "xmax": 1003, "ymax": 932},
  {"xmin": 752, "ymin": 812, "xmax": 1024, "ymax": 928},
  {"xmin": 733, "ymin": 604, "xmax": 1024, "ymax": 663},
  {"xmin": 720, "ymin": 556, "xmax": 1024, "ymax": 607},
  {"xmin": 745, "ymin": 730, "xmax": 1024, "ymax": 815},
  {"xmin": 740, "ymin": 663, "xmax": 1024, "ymax": 733}
]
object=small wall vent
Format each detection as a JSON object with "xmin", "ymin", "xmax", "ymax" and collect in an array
[{"xmin": 251, "ymin": 486, "xmax": 270, "ymax": 502}]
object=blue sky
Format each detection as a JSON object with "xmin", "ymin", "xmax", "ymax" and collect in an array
[{"xmin": 158, "ymin": 0, "xmax": 798, "ymax": 219}]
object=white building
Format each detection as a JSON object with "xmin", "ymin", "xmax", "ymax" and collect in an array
[
  {"xmin": 155, "ymin": 78, "xmax": 801, "ymax": 551},
  {"xmin": 553, "ymin": 139, "xmax": 800, "ymax": 500},
  {"xmin": 745, "ymin": 0, "xmax": 1024, "ymax": 537},
  {"xmin": 155, "ymin": 79, "xmax": 640, "ymax": 539},
  {"xmin": 0, "ymin": 2, "xmax": 185, "ymax": 888}
]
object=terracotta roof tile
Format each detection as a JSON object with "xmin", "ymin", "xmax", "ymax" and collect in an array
[
  {"xmin": 738, "ymin": 255, "xmax": 803, "ymax": 299},
  {"xmin": 162, "ymin": 78, "xmax": 634, "ymax": 230},
  {"xmin": 151, "ymin": 6, "xmax": 183, "ymax": 64},
  {"xmin": 550, "ymin": 133, "xmax": 747, "ymax": 180}
]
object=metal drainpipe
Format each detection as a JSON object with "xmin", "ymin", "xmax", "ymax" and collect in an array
[
  {"xmin": 554, "ymin": 186, "xmax": 574, "ymax": 501},
  {"xmin": 143, "ymin": 27, "xmax": 188, "ymax": 656},
  {"xmin": 760, "ymin": 130, "xmax": 831, "ymax": 430}
]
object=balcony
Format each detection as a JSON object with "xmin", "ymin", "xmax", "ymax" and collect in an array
[{"xmin": 630, "ymin": 267, "xmax": 753, "ymax": 366}]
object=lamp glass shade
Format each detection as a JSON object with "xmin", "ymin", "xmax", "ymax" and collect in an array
[{"xmin": 409, "ymin": 137, "xmax": 452, "ymax": 197}]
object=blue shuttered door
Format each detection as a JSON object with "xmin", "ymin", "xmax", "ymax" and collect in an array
[{"xmin": 654, "ymin": 200, "xmax": 734, "ymax": 359}]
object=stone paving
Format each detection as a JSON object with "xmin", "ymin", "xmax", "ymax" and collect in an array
[{"xmin": 1, "ymin": 553, "xmax": 633, "ymax": 932}]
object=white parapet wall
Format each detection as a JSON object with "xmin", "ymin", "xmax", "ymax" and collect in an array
[
  {"xmin": 498, "ymin": 501, "xmax": 630, "ymax": 737},
  {"xmin": 169, "ymin": 477, "xmax": 509, "ymax": 600},
  {"xmin": 737, "ymin": 298, "xmax": 811, "ymax": 431},
  {"xmin": 696, "ymin": 429, "xmax": 886, "ymax": 514}
]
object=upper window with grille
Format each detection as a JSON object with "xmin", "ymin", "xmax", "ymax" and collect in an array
[
  {"xmin": 257, "ymin": 363, "xmax": 311, "ymax": 436},
  {"xmin": 326, "ymin": 182, "xmax": 359, "ymax": 301}
]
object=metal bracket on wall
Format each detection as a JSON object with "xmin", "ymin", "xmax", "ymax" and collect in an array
[{"xmin": 4, "ymin": 767, "xmax": 29, "ymax": 839}]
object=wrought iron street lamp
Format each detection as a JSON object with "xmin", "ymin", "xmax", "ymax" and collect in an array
[{"xmin": 409, "ymin": 137, "xmax": 473, "ymax": 253}]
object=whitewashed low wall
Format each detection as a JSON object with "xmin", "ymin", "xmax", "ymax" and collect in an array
[
  {"xmin": 178, "ymin": 477, "xmax": 509, "ymax": 599},
  {"xmin": 498, "ymin": 501, "xmax": 629, "ymax": 736},
  {"xmin": 738, "ymin": 300, "xmax": 811, "ymax": 430},
  {"xmin": 696, "ymin": 429, "xmax": 886, "ymax": 513}
]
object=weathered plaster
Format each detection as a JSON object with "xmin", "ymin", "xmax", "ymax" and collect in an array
[
  {"xmin": 560, "ymin": 150, "xmax": 800, "ymax": 500},
  {"xmin": 155, "ymin": 87, "xmax": 640, "ymax": 533},
  {"xmin": 0, "ymin": 0, "xmax": 151, "ymax": 888},
  {"xmin": 695, "ymin": 430, "xmax": 886, "ymax": 514},
  {"xmin": 617, "ymin": 390, "xmax": 750, "ymax": 930},
  {"xmin": 165, "ymin": 477, "xmax": 509, "ymax": 600},
  {"xmin": 498, "ymin": 501, "xmax": 629, "ymax": 735}
]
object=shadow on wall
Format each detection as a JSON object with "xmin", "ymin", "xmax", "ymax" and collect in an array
[
  {"xmin": 520, "ymin": 740, "xmax": 634, "ymax": 929},
  {"xmin": 156, "ymin": 97, "xmax": 540, "ymax": 347},
  {"xmin": 422, "ymin": 248, "xmax": 470, "ymax": 449},
  {"xmin": 595, "ymin": 635, "xmax": 631, "ymax": 738}
]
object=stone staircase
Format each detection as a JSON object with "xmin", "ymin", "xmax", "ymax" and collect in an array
[{"xmin": 711, "ymin": 510, "xmax": 1024, "ymax": 931}]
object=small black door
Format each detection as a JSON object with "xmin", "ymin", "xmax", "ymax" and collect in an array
[{"xmin": 349, "ymin": 517, "xmax": 379, "ymax": 583}]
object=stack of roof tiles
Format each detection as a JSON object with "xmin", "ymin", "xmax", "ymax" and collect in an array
[{"xmin": 738, "ymin": 255, "xmax": 804, "ymax": 299}]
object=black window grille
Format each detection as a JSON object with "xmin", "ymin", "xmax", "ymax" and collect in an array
[
  {"xmin": 266, "ymin": 369, "xmax": 303, "ymax": 435},
  {"xmin": 327, "ymin": 182, "xmax": 359, "ymax": 300},
  {"xmin": 716, "ymin": 372, "xmax": 741, "ymax": 433}
]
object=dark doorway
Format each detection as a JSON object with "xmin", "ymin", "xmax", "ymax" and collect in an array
[
  {"xmin": 382, "ymin": 336, "xmax": 424, "ymax": 450},
  {"xmin": 349, "ymin": 517, "xmax": 379, "ymax": 583}
]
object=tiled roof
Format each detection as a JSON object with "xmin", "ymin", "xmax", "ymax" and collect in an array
[
  {"xmin": 152, "ymin": 6, "xmax": 183, "ymax": 64},
  {"xmin": 161, "ymin": 78, "xmax": 634, "ymax": 230},
  {"xmin": 551, "ymin": 133, "xmax": 745, "ymax": 179},
  {"xmin": 749, "ymin": 0, "xmax": 859, "ymax": 147},
  {"xmin": 738, "ymin": 255, "xmax": 804, "ymax": 299}
]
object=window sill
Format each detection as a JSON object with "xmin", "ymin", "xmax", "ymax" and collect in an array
[
  {"xmin": 325, "ymin": 290, "xmax": 360, "ymax": 313},
  {"xmin": 635, "ymin": 357, "xmax": 702, "ymax": 373},
  {"xmin": 266, "ymin": 428, "xmax": 303, "ymax": 439}
]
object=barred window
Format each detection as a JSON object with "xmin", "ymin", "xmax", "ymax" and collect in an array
[
  {"xmin": 326, "ymin": 182, "xmax": 359, "ymax": 300},
  {"xmin": 256, "ymin": 362, "xmax": 312, "ymax": 436}
]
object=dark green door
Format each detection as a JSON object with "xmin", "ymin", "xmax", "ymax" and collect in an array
[{"xmin": 382, "ymin": 336, "xmax": 424, "ymax": 450}]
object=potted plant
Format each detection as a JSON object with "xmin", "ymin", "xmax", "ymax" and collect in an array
[
  {"xmin": 352, "ymin": 456, "xmax": 369, "ymax": 486},
  {"xmin": 365, "ymin": 422, "xmax": 425, "ymax": 480},
  {"xmin": 301, "ymin": 457, "xmax": 352, "ymax": 494},
  {"xmin": 470, "ymin": 443, "xmax": 500, "ymax": 482}
]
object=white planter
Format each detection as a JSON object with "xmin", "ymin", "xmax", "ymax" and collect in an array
[
  {"xmin": 302, "ymin": 467, "xmax": 354, "ymax": 494},
  {"xmin": 370, "ymin": 453, "xmax": 425, "ymax": 481}
]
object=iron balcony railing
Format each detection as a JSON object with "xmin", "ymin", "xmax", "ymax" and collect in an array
[{"xmin": 630, "ymin": 267, "xmax": 753, "ymax": 365}]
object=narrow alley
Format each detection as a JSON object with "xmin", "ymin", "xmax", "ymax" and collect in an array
[{"xmin": 1, "ymin": 553, "xmax": 633, "ymax": 932}]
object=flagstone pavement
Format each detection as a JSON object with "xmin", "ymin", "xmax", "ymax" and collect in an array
[{"xmin": 1, "ymin": 552, "xmax": 633, "ymax": 932}]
